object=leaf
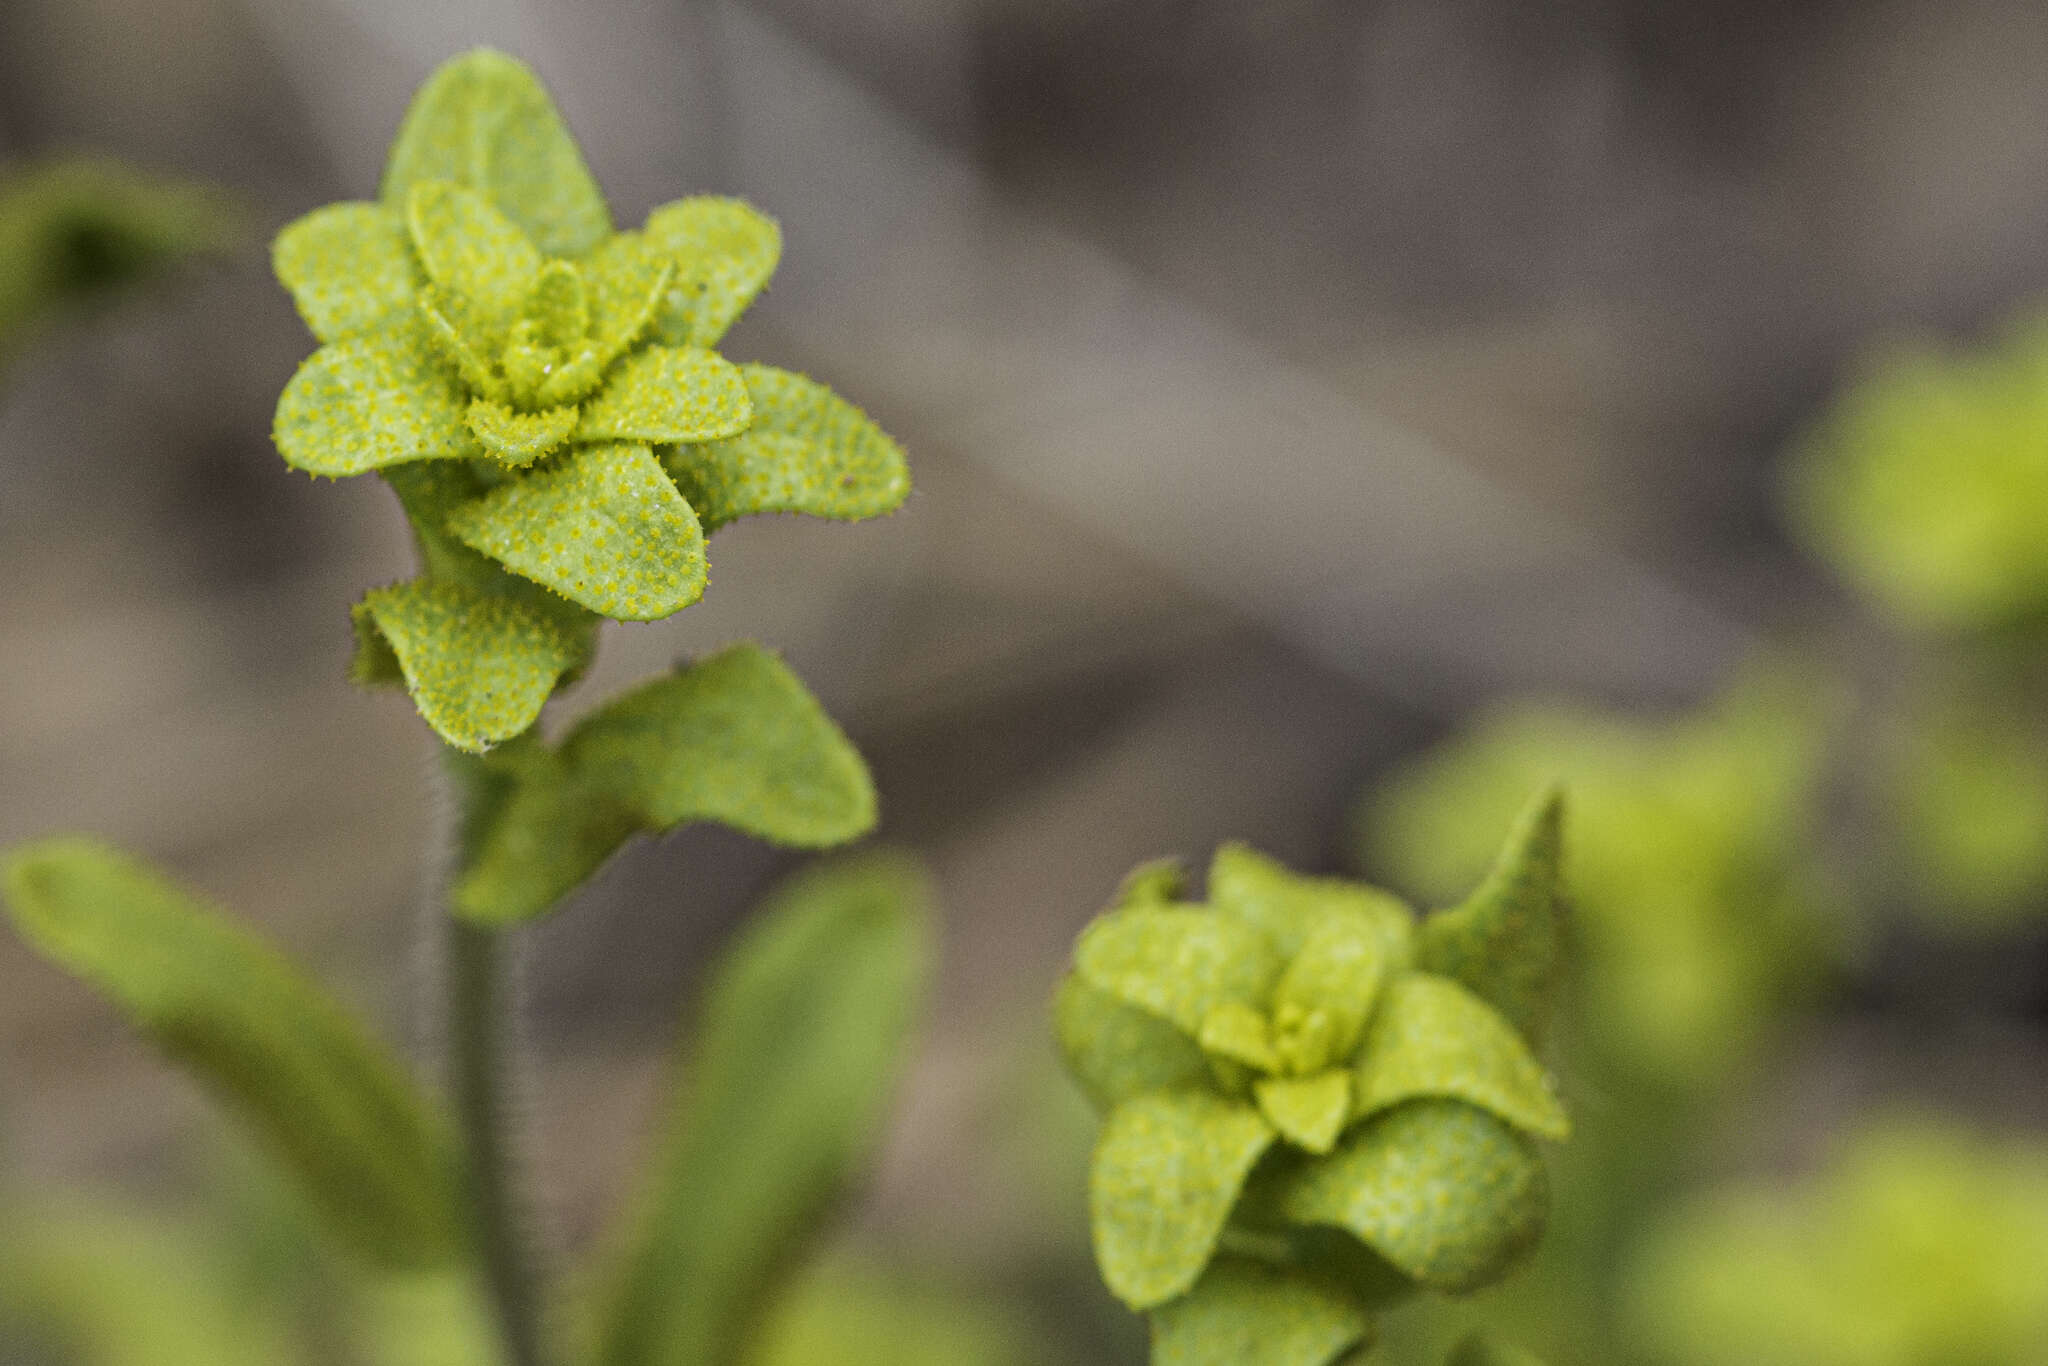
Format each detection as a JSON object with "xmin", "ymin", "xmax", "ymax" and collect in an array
[
  {"xmin": 0, "ymin": 1201, "xmax": 304, "ymax": 1366},
  {"xmin": 1055, "ymin": 973, "xmax": 1211, "ymax": 1111},
  {"xmin": 643, "ymin": 196, "xmax": 782, "ymax": 346},
  {"xmin": 577, "ymin": 346, "xmax": 753, "ymax": 444},
  {"xmin": 663, "ymin": 365, "xmax": 910, "ymax": 533},
  {"xmin": 453, "ymin": 644, "xmax": 876, "ymax": 923},
  {"xmin": 743, "ymin": 1257, "xmax": 1027, "ymax": 1366},
  {"xmin": 581, "ymin": 231, "xmax": 671, "ymax": 363},
  {"xmin": 273, "ymin": 202, "xmax": 421, "ymax": 343},
  {"xmin": 444, "ymin": 441, "xmax": 707, "ymax": 621},
  {"xmin": 465, "ymin": 397, "xmax": 578, "ymax": 466},
  {"xmin": 1254, "ymin": 1073, "xmax": 1353, "ymax": 1156},
  {"xmin": 381, "ymin": 49, "xmax": 610, "ymax": 258},
  {"xmin": 1447, "ymin": 1335, "xmax": 1546, "ymax": 1366},
  {"xmin": 1091, "ymin": 1091, "xmax": 1277, "ymax": 1309},
  {"xmin": 0, "ymin": 840, "xmax": 464, "ymax": 1270},
  {"xmin": 273, "ymin": 324, "xmax": 480, "ymax": 477},
  {"xmin": 1076, "ymin": 906, "xmax": 1283, "ymax": 1038},
  {"xmin": 1209, "ymin": 843, "xmax": 1414, "ymax": 968},
  {"xmin": 1272, "ymin": 911, "xmax": 1402, "ymax": 1070},
  {"xmin": 1269, "ymin": 1099, "xmax": 1548, "ymax": 1293},
  {"xmin": 592, "ymin": 853, "xmax": 934, "ymax": 1366},
  {"xmin": 405, "ymin": 181, "xmax": 542, "ymax": 337},
  {"xmin": 1416, "ymin": 787, "xmax": 1565, "ymax": 1047},
  {"xmin": 1149, "ymin": 1258, "xmax": 1372, "ymax": 1366},
  {"xmin": 353, "ymin": 577, "xmax": 581, "ymax": 752},
  {"xmin": 1352, "ymin": 975, "xmax": 1567, "ymax": 1140}
]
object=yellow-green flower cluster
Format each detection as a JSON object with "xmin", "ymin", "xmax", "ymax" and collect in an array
[
  {"xmin": 1055, "ymin": 795, "xmax": 1569, "ymax": 1366},
  {"xmin": 270, "ymin": 51, "xmax": 908, "ymax": 752}
]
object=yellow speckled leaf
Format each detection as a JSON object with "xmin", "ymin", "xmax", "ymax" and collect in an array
[
  {"xmin": 405, "ymin": 180, "xmax": 541, "ymax": 339},
  {"xmin": 576, "ymin": 345, "xmax": 752, "ymax": 445},
  {"xmin": 274, "ymin": 325, "xmax": 479, "ymax": 477},
  {"xmin": 1271, "ymin": 1099, "xmax": 1548, "ymax": 1293},
  {"xmin": 1352, "ymin": 975, "xmax": 1568, "ymax": 1140},
  {"xmin": 1092, "ymin": 1091, "xmax": 1276, "ymax": 1310},
  {"xmin": 1076, "ymin": 906, "xmax": 1283, "ymax": 1038},
  {"xmin": 581, "ymin": 231, "xmax": 671, "ymax": 362},
  {"xmin": 444, "ymin": 441, "xmax": 706, "ymax": 620},
  {"xmin": 352, "ymin": 578, "xmax": 579, "ymax": 751},
  {"xmin": 465, "ymin": 397, "xmax": 577, "ymax": 466},
  {"xmin": 664, "ymin": 365, "xmax": 911, "ymax": 533},
  {"xmin": 1056, "ymin": 974, "xmax": 1211, "ymax": 1111},
  {"xmin": 380, "ymin": 49, "xmax": 611, "ymax": 258},
  {"xmin": 273, "ymin": 201, "xmax": 420, "ymax": 343},
  {"xmin": 644, "ymin": 196, "xmax": 781, "ymax": 346},
  {"xmin": 1150, "ymin": 1258, "xmax": 1372, "ymax": 1366}
]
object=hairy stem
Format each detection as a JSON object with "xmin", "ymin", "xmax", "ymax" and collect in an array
[{"xmin": 444, "ymin": 755, "xmax": 547, "ymax": 1366}]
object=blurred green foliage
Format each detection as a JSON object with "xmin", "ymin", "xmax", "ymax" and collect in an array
[
  {"xmin": 1625, "ymin": 1114, "xmax": 2048, "ymax": 1366},
  {"xmin": 0, "ymin": 157, "xmax": 234, "ymax": 367}
]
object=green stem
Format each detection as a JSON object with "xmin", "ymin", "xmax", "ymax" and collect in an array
[{"xmin": 444, "ymin": 755, "xmax": 548, "ymax": 1366}]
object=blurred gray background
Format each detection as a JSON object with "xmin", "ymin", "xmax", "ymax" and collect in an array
[{"xmin": 4, "ymin": 0, "xmax": 2046, "ymax": 1324}]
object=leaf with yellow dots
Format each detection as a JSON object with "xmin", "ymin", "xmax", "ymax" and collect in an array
[
  {"xmin": 1076, "ymin": 906, "xmax": 1283, "ymax": 1039},
  {"xmin": 1416, "ymin": 788, "xmax": 1565, "ymax": 1047},
  {"xmin": 1149, "ymin": 1257, "xmax": 1373, "ymax": 1366},
  {"xmin": 1091, "ymin": 1091, "xmax": 1276, "ymax": 1310},
  {"xmin": 444, "ymin": 441, "xmax": 706, "ymax": 621},
  {"xmin": 0, "ymin": 839, "xmax": 464, "ymax": 1270},
  {"xmin": 576, "ymin": 346, "xmax": 751, "ymax": 445},
  {"xmin": 404, "ymin": 181, "xmax": 540, "ymax": 339},
  {"xmin": 380, "ymin": 49, "xmax": 611, "ymax": 258},
  {"xmin": 352, "ymin": 577, "xmax": 581, "ymax": 752},
  {"xmin": 1055, "ymin": 974, "xmax": 1212, "ymax": 1110},
  {"xmin": 1266, "ymin": 1100, "xmax": 1548, "ymax": 1294},
  {"xmin": 1351, "ymin": 975, "xmax": 1567, "ymax": 1140},
  {"xmin": 465, "ymin": 397, "xmax": 578, "ymax": 466},
  {"xmin": 644, "ymin": 196, "xmax": 782, "ymax": 347},
  {"xmin": 274, "ymin": 325, "xmax": 480, "ymax": 476},
  {"xmin": 273, "ymin": 202, "xmax": 420, "ymax": 344},
  {"xmin": 452, "ymin": 644, "xmax": 877, "ymax": 923},
  {"xmin": 664, "ymin": 365, "xmax": 911, "ymax": 533}
]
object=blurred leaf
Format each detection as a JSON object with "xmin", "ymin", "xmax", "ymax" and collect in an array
[
  {"xmin": 1625, "ymin": 1113, "xmax": 2048, "ymax": 1366},
  {"xmin": 743, "ymin": 1257, "xmax": 1026, "ymax": 1366},
  {"xmin": 352, "ymin": 576, "xmax": 582, "ymax": 752},
  {"xmin": 0, "ymin": 1201, "xmax": 302, "ymax": 1366},
  {"xmin": 0, "ymin": 157, "xmax": 235, "ymax": 364},
  {"xmin": 593, "ymin": 853, "xmax": 934, "ymax": 1366},
  {"xmin": 1149, "ymin": 1256, "xmax": 1372, "ymax": 1366},
  {"xmin": 1265, "ymin": 1100, "xmax": 1548, "ymax": 1294},
  {"xmin": 1090, "ymin": 1091, "xmax": 1276, "ymax": 1310},
  {"xmin": 1075, "ymin": 905, "xmax": 1283, "ymax": 1038},
  {"xmin": 643, "ymin": 196, "xmax": 782, "ymax": 347},
  {"xmin": 664, "ymin": 365, "xmax": 911, "ymax": 533},
  {"xmin": 1447, "ymin": 1333, "xmax": 1545, "ymax": 1366},
  {"xmin": 1785, "ymin": 317, "xmax": 2048, "ymax": 630},
  {"xmin": 1209, "ymin": 843, "xmax": 1415, "ymax": 966},
  {"xmin": 381, "ymin": 49, "xmax": 611, "ymax": 257},
  {"xmin": 1416, "ymin": 788, "xmax": 1565, "ymax": 1047},
  {"xmin": 454, "ymin": 643, "xmax": 877, "ymax": 923},
  {"xmin": 0, "ymin": 840, "xmax": 464, "ymax": 1271},
  {"xmin": 1350, "ymin": 975, "xmax": 1568, "ymax": 1141},
  {"xmin": 349, "ymin": 1271, "xmax": 502, "ymax": 1366},
  {"xmin": 1054, "ymin": 973, "xmax": 1211, "ymax": 1111}
]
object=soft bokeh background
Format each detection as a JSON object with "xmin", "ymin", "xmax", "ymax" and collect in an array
[{"xmin": 5, "ymin": 2, "xmax": 2048, "ymax": 1362}]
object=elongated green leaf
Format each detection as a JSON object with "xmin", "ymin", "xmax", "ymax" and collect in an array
[
  {"xmin": 663, "ymin": 365, "xmax": 910, "ymax": 532},
  {"xmin": 1091, "ymin": 1091, "xmax": 1276, "ymax": 1310},
  {"xmin": 273, "ymin": 324, "xmax": 479, "ymax": 477},
  {"xmin": 1416, "ymin": 788, "xmax": 1565, "ymax": 1047},
  {"xmin": 1270, "ymin": 1099, "xmax": 1547, "ymax": 1293},
  {"xmin": 405, "ymin": 181, "xmax": 541, "ymax": 337},
  {"xmin": 273, "ymin": 202, "xmax": 420, "ymax": 344},
  {"xmin": 644, "ymin": 197, "xmax": 782, "ymax": 346},
  {"xmin": 353, "ymin": 577, "xmax": 581, "ymax": 752},
  {"xmin": 1149, "ymin": 1258, "xmax": 1372, "ymax": 1366},
  {"xmin": 453, "ymin": 644, "xmax": 876, "ymax": 923},
  {"xmin": 594, "ymin": 854, "xmax": 934, "ymax": 1366},
  {"xmin": 577, "ymin": 346, "xmax": 752, "ymax": 444},
  {"xmin": 1076, "ymin": 906, "xmax": 1283, "ymax": 1038},
  {"xmin": 1352, "ymin": 975, "xmax": 1567, "ymax": 1140},
  {"xmin": 1209, "ymin": 843, "xmax": 1414, "ymax": 968},
  {"xmin": 0, "ymin": 841, "xmax": 463, "ymax": 1270},
  {"xmin": 381, "ymin": 49, "xmax": 610, "ymax": 257},
  {"xmin": 445, "ymin": 441, "xmax": 707, "ymax": 620},
  {"xmin": 1055, "ymin": 973, "xmax": 1211, "ymax": 1111},
  {"xmin": 744, "ymin": 1258, "xmax": 1027, "ymax": 1366}
]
